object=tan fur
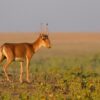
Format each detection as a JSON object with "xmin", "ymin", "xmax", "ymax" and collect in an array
[{"xmin": 0, "ymin": 34, "xmax": 51, "ymax": 83}]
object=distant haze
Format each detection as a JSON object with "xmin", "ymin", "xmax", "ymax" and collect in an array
[{"xmin": 0, "ymin": 0, "xmax": 100, "ymax": 32}]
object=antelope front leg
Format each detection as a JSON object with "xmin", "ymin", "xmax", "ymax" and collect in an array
[
  {"xmin": 19, "ymin": 62, "xmax": 23, "ymax": 83},
  {"xmin": 26, "ymin": 58, "xmax": 30, "ymax": 83}
]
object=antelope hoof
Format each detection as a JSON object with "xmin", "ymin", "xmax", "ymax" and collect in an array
[
  {"xmin": 19, "ymin": 79, "xmax": 23, "ymax": 83},
  {"xmin": 7, "ymin": 79, "xmax": 13, "ymax": 83},
  {"xmin": 26, "ymin": 79, "xmax": 31, "ymax": 83}
]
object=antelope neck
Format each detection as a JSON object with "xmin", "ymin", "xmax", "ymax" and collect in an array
[{"xmin": 32, "ymin": 37, "xmax": 42, "ymax": 52}]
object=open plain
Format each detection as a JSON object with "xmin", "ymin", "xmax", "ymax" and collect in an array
[{"xmin": 0, "ymin": 32, "xmax": 100, "ymax": 99}]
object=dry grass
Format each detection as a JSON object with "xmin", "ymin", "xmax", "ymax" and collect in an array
[{"xmin": 0, "ymin": 32, "xmax": 100, "ymax": 56}]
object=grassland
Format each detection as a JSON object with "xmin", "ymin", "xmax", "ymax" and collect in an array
[{"xmin": 0, "ymin": 32, "xmax": 100, "ymax": 100}]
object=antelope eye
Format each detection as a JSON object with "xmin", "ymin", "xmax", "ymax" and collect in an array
[
  {"xmin": 41, "ymin": 35, "xmax": 48, "ymax": 40},
  {"xmin": 42, "ymin": 37, "xmax": 46, "ymax": 40}
]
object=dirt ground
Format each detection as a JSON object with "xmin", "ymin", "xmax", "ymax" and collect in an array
[{"xmin": 0, "ymin": 32, "xmax": 100, "ymax": 44}]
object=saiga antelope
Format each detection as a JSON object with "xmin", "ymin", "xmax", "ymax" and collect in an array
[{"xmin": 0, "ymin": 24, "xmax": 51, "ymax": 83}]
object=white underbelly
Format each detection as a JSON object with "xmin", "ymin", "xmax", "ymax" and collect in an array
[{"xmin": 15, "ymin": 57, "xmax": 24, "ymax": 61}]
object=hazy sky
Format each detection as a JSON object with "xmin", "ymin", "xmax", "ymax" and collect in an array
[{"xmin": 0, "ymin": 0, "xmax": 100, "ymax": 32}]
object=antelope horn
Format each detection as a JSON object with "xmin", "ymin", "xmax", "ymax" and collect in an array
[
  {"xmin": 40, "ymin": 23, "xmax": 43, "ymax": 35},
  {"xmin": 45, "ymin": 23, "xmax": 49, "ymax": 35}
]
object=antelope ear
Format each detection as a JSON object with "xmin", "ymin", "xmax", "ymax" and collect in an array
[
  {"xmin": 40, "ymin": 32, "xmax": 43, "ymax": 37},
  {"xmin": 39, "ymin": 32, "xmax": 41, "ymax": 35}
]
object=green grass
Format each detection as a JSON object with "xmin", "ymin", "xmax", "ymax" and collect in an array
[
  {"xmin": 0, "ymin": 53, "xmax": 100, "ymax": 100},
  {"xmin": 0, "ymin": 40, "xmax": 100, "ymax": 99}
]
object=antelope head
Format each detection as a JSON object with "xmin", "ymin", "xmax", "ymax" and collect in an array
[
  {"xmin": 39, "ymin": 33, "xmax": 51, "ymax": 48},
  {"xmin": 39, "ymin": 23, "xmax": 51, "ymax": 48}
]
